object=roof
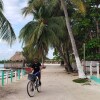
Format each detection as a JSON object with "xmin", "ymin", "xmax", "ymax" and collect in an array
[{"xmin": 10, "ymin": 52, "xmax": 26, "ymax": 61}]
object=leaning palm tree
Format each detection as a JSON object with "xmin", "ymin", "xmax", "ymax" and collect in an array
[
  {"xmin": 19, "ymin": 2, "xmax": 65, "ymax": 61},
  {"xmin": 0, "ymin": 0, "xmax": 16, "ymax": 45},
  {"xmin": 60, "ymin": 0, "xmax": 86, "ymax": 78}
]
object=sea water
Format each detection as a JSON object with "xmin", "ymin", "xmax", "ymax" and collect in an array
[{"xmin": 0, "ymin": 64, "xmax": 4, "ymax": 76}]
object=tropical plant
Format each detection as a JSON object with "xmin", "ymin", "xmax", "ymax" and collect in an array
[
  {"xmin": 72, "ymin": 0, "xmax": 100, "ymax": 60},
  {"xmin": 0, "ymin": 0, "xmax": 16, "ymax": 45},
  {"xmin": 60, "ymin": 0, "xmax": 86, "ymax": 78},
  {"xmin": 19, "ymin": 1, "xmax": 65, "ymax": 61}
]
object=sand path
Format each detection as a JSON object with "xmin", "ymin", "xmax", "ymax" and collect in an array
[{"xmin": 0, "ymin": 64, "xmax": 100, "ymax": 100}]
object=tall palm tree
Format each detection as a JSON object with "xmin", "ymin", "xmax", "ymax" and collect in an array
[
  {"xmin": 19, "ymin": 2, "xmax": 65, "ymax": 60},
  {"xmin": 52, "ymin": 33, "xmax": 73, "ymax": 72},
  {"xmin": 60, "ymin": 0, "xmax": 86, "ymax": 78},
  {"xmin": 0, "ymin": 0, "xmax": 16, "ymax": 45},
  {"xmin": 20, "ymin": 0, "xmax": 87, "ymax": 76}
]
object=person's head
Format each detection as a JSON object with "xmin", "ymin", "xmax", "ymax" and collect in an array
[{"xmin": 33, "ymin": 58, "xmax": 38, "ymax": 63}]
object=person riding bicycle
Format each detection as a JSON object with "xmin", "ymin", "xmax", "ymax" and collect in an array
[{"xmin": 31, "ymin": 58, "xmax": 44, "ymax": 86}]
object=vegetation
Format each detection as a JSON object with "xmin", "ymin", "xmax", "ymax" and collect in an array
[
  {"xmin": 0, "ymin": 60, "xmax": 11, "ymax": 63},
  {"xmin": 72, "ymin": 0, "xmax": 100, "ymax": 61},
  {"xmin": 73, "ymin": 78, "xmax": 90, "ymax": 83},
  {"xmin": 0, "ymin": 0, "xmax": 16, "ymax": 45},
  {"xmin": 19, "ymin": 0, "xmax": 100, "ymax": 78}
]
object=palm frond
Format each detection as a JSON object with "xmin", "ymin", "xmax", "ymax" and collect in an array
[
  {"xmin": 0, "ymin": 0, "xmax": 3, "ymax": 11},
  {"xmin": 70, "ymin": 0, "xmax": 86, "ymax": 14},
  {"xmin": 19, "ymin": 21, "xmax": 38, "ymax": 45},
  {"xmin": 22, "ymin": 0, "xmax": 44, "ymax": 16},
  {"xmin": 0, "ymin": 11, "xmax": 16, "ymax": 46}
]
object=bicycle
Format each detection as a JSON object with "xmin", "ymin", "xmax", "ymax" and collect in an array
[{"xmin": 27, "ymin": 71, "xmax": 41, "ymax": 97}]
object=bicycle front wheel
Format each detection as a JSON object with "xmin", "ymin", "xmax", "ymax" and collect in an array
[{"xmin": 27, "ymin": 81, "xmax": 35, "ymax": 97}]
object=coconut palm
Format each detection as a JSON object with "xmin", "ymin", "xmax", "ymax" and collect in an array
[
  {"xmin": 0, "ymin": 0, "xmax": 16, "ymax": 45},
  {"xmin": 19, "ymin": 2, "xmax": 65, "ymax": 61},
  {"xmin": 60, "ymin": 0, "xmax": 86, "ymax": 78},
  {"xmin": 52, "ymin": 31, "xmax": 73, "ymax": 72},
  {"xmin": 20, "ymin": 0, "xmax": 87, "ymax": 76}
]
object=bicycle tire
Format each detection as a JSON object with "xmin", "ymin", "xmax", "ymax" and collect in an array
[{"xmin": 27, "ymin": 81, "xmax": 35, "ymax": 97}]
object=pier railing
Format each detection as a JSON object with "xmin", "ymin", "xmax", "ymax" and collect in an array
[{"xmin": 0, "ymin": 68, "xmax": 26, "ymax": 86}]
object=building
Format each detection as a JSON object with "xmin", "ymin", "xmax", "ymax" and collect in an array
[{"xmin": 4, "ymin": 52, "xmax": 26, "ymax": 69}]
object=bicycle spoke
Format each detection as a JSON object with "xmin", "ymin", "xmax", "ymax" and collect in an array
[{"xmin": 27, "ymin": 81, "xmax": 35, "ymax": 97}]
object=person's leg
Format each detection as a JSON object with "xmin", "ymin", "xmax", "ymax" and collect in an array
[{"xmin": 38, "ymin": 72, "xmax": 41, "ymax": 85}]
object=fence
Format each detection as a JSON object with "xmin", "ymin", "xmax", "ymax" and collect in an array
[
  {"xmin": 89, "ymin": 62, "xmax": 100, "ymax": 78},
  {"xmin": 0, "ymin": 68, "xmax": 26, "ymax": 86}
]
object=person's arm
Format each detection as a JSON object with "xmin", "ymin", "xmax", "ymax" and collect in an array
[
  {"xmin": 40, "ymin": 63, "xmax": 46, "ymax": 70},
  {"xmin": 29, "ymin": 63, "xmax": 34, "ymax": 72}
]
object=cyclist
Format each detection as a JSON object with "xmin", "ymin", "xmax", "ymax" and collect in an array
[{"xmin": 31, "ymin": 58, "xmax": 45, "ymax": 86}]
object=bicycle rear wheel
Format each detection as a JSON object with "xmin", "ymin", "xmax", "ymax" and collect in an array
[{"xmin": 27, "ymin": 81, "xmax": 35, "ymax": 97}]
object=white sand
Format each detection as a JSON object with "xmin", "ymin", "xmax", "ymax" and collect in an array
[{"xmin": 0, "ymin": 64, "xmax": 100, "ymax": 100}]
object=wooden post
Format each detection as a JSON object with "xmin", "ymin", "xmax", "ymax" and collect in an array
[
  {"xmin": 90, "ymin": 61, "xmax": 92, "ymax": 76},
  {"xmin": 18, "ymin": 70, "xmax": 20, "ymax": 80},
  {"xmin": 23, "ymin": 70, "xmax": 26, "ymax": 75},
  {"xmin": 97, "ymin": 63, "xmax": 99, "ymax": 78},
  {"xmin": 21, "ymin": 69, "xmax": 23, "ymax": 78},
  {"xmin": 10, "ymin": 70, "xmax": 13, "ymax": 83},
  {"xmin": 6, "ymin": 71, "xmax": 8, "ymax": 84},
  {"xmin": 15, "ymin": 71, "xmax": 17, "ymax": 81},
  {"xmin": 22, "ymin": 69, "xmax": 24, "ymax": 76},
  {"xmin": 2, "ymin": 71, "xmax": 4, "ymax": 86}
]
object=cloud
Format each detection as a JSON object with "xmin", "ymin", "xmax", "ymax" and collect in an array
[
  {"xmin": 3, "ymin": 0, "xmax": 32, "ymax": 26},
  {"xmin": 0, "ymin": 0, "xmax": 33, "ymax": 60},
  {"xmin": 0, "ymin": 0, "xmax": 54, "ymax": 60}
]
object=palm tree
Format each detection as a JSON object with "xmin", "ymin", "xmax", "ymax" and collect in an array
[
  {"xmin": 52, "ymin": 35, "xmax": 73, "ymax": 72},
  {"xmin": 0, "ymin": 0, "xmax": 16, "ymax": 45},
  {"xmin": 19, "ymin": 2, "xmax": 65, "ymax": 61},
  {"xmin": 60, "ymin": 0, "xmax": 86, "ymax": 78},
  {"xmin": 20, "ymin": 0, "xmax": 87, "ymax": 76}
]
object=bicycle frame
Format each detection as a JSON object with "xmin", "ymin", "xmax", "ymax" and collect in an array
[{"xmin": 27, "ymin": 71, "xmax": 41, "ymax": 97}]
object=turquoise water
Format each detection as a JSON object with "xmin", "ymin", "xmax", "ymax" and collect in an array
[{"xmin": 91, "ymin": 76, "xmax": 100, "ymax": 84}]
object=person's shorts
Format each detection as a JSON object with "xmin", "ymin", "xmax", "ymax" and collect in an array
[{"xmin": 33, "ymin": 72, "xmax": 41, "ymax": 79}]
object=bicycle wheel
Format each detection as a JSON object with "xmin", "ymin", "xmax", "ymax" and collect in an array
[
  {"xmin": 36, "ymin": 79, "xmax": 41, "ymax": 92},
  {"xmin": 27, "ymin": 81, "xmax": 35, "ymax": 97}
]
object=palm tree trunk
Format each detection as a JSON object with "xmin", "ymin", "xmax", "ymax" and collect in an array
[
  {"xmin": 56, "ymin": 45, "xmax": 73, "ymax": 72},
  {"xmin": 60, "ymin": 0, "xmax": 86, "ymax": 78},
  {"xmin": 66, "ymin": 50, "xmax": 73, "ymax": 72}
]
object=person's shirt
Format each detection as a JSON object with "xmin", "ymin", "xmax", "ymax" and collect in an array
[{"xmin": 31, "ymin": 62, "xmax": 41, "ymax": 73}]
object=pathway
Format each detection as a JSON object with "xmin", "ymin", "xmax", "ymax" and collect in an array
[{"xmin": 0, "ymin": 64, "xmax": 100, "ymax": 100}]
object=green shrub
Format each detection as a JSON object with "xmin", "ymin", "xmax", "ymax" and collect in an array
[{"xmin": 73, "ymin": 78, "xmax": 89, "ymax": 83}]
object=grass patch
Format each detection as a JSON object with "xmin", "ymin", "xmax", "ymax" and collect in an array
[
  {"xmin": 82, "ymin": 82, "xmax": 91, "ymax": 85},
  {"xmin": 73, "ymin": 78, "xmax": 89, "ymax": 83}
]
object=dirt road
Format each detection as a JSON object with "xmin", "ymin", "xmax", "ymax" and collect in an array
[{"xmin": 0, "ymin": 64, "xmax": 100, "ymax": 100}]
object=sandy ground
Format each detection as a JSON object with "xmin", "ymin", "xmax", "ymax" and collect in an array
[{"xmin": 0, "ymin": 64, "xmax": 100, "ymax": 100}]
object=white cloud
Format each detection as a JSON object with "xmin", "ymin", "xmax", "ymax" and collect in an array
[
  {"xmin": 0, "ymin": 0, "xmax": 33, "ymax": 60},
  {"xmin": 0, "ymin": 0, "xmax": 54, "ymax": 60},
  {"xmin": 3, "ymin": 0, "xmax": 32, "ymax": 26}
]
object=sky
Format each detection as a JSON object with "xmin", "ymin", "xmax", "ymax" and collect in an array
[{"xmin": 0, "ymin": 0, "xmax": 53, "ymax": 60}]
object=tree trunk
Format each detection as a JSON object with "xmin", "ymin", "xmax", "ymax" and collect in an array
[
  {"xmin": 60, "ymin": 0, "xmax": 86, "ymax": 78},
  {"xmin": 42, "ymin": 56, "xmax": 44, "ymax": 65},
  {"xmin": 56, "ymin": 45, "xmax": 73, "ymax": 72},
  {"xmin": 66, "ymin": 50, "xmax": 73, "ymax": 72}
]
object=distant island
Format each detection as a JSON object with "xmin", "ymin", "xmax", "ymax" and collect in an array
[{"xmin": 0, "ymin": 60, "xmax": 11, "ymax": 64}]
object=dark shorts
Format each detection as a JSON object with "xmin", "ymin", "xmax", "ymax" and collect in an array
[{"xmin": 33, "ymin": 72, "xmax": 41, "ymax": 79}]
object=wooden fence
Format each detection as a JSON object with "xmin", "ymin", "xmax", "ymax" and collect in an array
[{"xmin": 0, "ymin": 68, "xmax": 26, "ymax": 86}]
